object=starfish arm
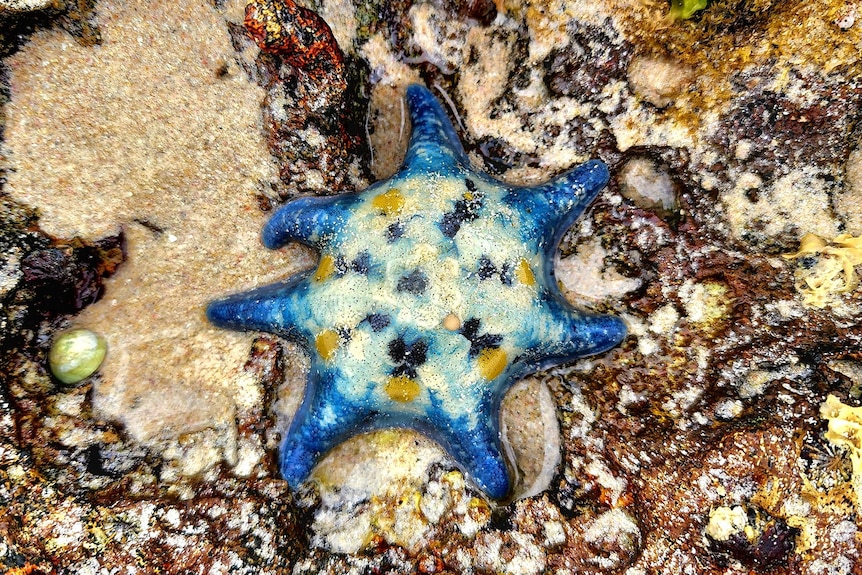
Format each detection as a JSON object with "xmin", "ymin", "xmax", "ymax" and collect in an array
[
  {"xmin": 528, "ymin": 302, "xmax": 627, "ymax": 367},
  {"xmin": 279, "ymin": 370, "xmax": 370, "ymax": 488},
  {"xmin": 262, "ymin": 194, "xmax": 359, "ymax": 250},
  {"xmin": 563, "ymin": 310, "xmax": 627, "ymax": 357},
  {"xmin": 206, "ymin": 276, "xmax": 311, "ymax": 341},
  {"xmin": 506, "ymin": 160, "xmax": 610, "ymax": 250},
  {"xmin": 402, "ymin": 84, "xmax": 471, "ymax": 175},
  {"xmin": 423, "ymin": 405, "xmax": 511, "ymax": 499}
]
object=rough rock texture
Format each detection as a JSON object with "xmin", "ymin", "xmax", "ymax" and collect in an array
[
  {"xmin": 242, "ymin": 0, "xmax": 368, "ymax": 201},
  {"xmin": 3, "ymin": 0, "xmax": 313, "ymax": 465},
  {"xmin": 0, "ymin": 0, "xmax": 101, "ymax": 53},
  {"xmin": 1, "ymin": 0, "xmax": 861, "ymax": 573}
]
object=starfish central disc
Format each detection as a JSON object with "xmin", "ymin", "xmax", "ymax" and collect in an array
[{"xmin": 207, "ymin": 84, "xmax": 626, "ymax": 499}]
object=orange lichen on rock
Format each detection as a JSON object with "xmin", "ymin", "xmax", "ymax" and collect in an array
[
  {"xmin": 243, "ymin": 0, "xmax": 360, "ymax": 198},
  {"xmin": 245, "ymin": 0, "xmax": 345, "ymax": 77}
]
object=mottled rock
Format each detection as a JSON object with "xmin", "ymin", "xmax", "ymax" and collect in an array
[
  {"xmin": 3, "ymin": 0, "xmax": 862, "ymax": 572},
  {"xmin": 617, "ymin": 156, "xmax": 677, "ymax": 213},
  {"xmin": 0, "ymin": 0, "xmax": 52, "ymax": 11},
  {"xmin": 840, "ymin": 145, "xmax": 862, "ymax": 234},
  {"xmin": 627, "ymin": 55, "xmax": 693, "ymax": 108}
]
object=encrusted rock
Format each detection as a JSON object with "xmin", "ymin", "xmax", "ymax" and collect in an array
[
  {"xmin": 2, "ymin": 0, "xmax": 862, "ymax": 572},
  {"xmin": 627, "ymin": 55, "xmax": 693, "ymax": 108}
]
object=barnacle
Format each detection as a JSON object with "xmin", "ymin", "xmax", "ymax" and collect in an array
[
  {"xmin": 705, "ymin": 504, "xmax": 796, "ymax": 569},
  {"xmin": 782, "ymin": 233, "xmax": 862, "ymax": 308}
]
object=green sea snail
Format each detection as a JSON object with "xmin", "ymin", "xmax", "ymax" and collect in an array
[
  {"xmin": 669, "ymin": 0, "xmax": 709, "ymax": 19},
  {"xmin": 49, "ymin": 328, "xmax": 107, "ymax": 384}
]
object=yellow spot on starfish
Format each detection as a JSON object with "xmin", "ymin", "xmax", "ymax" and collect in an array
[
  {"xmin": 516, "ymin": 258, "xmax": 536, "ymax": 286},
  {"xmin": 385, "ymin": 375, "xmax": 421, "ymax": 402},
  {"xmin": 477, "ymin": 347, "xmax": 507, "ymax": 380},
  {"xmin": 314, "ymin": 254, "xmax": 335, "ymax": 282},
  {"xmin": 315, "ymin": 329, "xmax": 339, "ymax": 361},
  {"xmin": 372, "ymin": 188, "xmax": 405, "ymax": 216}
]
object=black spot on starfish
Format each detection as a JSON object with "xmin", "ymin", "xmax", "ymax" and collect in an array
[
  {"xmin": 351, "ymin": 251, "xmax": 370, "ymax": 275},
  {"xmin": 386, "ymin": 221, "xmax": 405, "ymax": 243},
  {"xmin": 396, "ymin": 269, "xmax": 428, "ymax": 295},
  {"xmin": 388, "ymin": 336, "xmax": 429, "ymax": 377},
  {"xmin": 500, "ymin": 262, "xmax": 514, "ymax": 286},
  {"xmin": 477, "ymin": 256, "xmax": 497, "ymax": 280},
  {"xmin": 438, "ymin": 193, "xmax": 483, "ymax": 238},
  {"xmin": 365, "ymin": 312, "xmax": 391, "ymax": 332},
  {"xmin": 460, "ymin": 317, "xmax": 503, "ymax": 358}
]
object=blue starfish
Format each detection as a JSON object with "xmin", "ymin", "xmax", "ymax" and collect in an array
[{"xmin": 207, "ymin": 84, "xmax": 626, "ymax": 499}]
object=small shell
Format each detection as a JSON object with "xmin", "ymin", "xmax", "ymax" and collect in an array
[{"xmin": 49, "ymin": 328, "xmax": 107, "ymax": 384}]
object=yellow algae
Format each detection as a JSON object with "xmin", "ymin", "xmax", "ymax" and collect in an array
[
  {"xmin": 819, "ymin": 394, "xmax": 862, "ymax": 514},
  {"xmin": 619, "ymin": 0, "xmax": 862, "ymax": 119},
  {"xmin": 783, "ymin": 233, "xmax": 862, "ymax": 307},
  {"xmin": 679, "ymin": 280, "xmax": 733, "ymax": 334}
]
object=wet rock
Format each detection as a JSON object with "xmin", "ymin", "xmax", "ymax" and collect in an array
[
  {"xmin": 545, "ymin": 22, "xmax": 632, "ymax": 104},
  {"xmin": 617, "ymin": 156, "xmax": 677, "ymax": 214},
  {"xmin": 20, "ymin": 236, "xmax": 124, "ymax": 316},
  {"xmin": 840, "ymin": 145, "xmax": 862, "ymax": 234},
  {"xmin": 706, "ymin": 504, "xmax": 797, "ymax": 570},
  {"xmin": 0, "ymin": 195, "xmax": 123, "ymax": 348},
  {"xmin": 0, "ymin": 0, "xmax": 53, "ymax": 10},
  {"xmin": 627, "ymin": 55, "xmax": 693, "ymax": 108},
  {"xmin": 245, "ymin": 0, "xmax": 368, "ymax": 199},
  {"xmin": 0, "ymin": 0, "xmax": 100, "ymax": 54}
]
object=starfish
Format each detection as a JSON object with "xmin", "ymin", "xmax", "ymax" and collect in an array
[{"xmin": 207, "ymin": 84, "xmax": 626, "ymax": 499}]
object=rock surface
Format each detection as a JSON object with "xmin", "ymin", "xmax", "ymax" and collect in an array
[{"xmin": 1, "ymin": 0, "xmax": 861, "ymax": 573}]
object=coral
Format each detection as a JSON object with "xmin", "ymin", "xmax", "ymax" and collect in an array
[{"xmin": 208, "ymin": 85, "xmax": 626, "ymax": 500}]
